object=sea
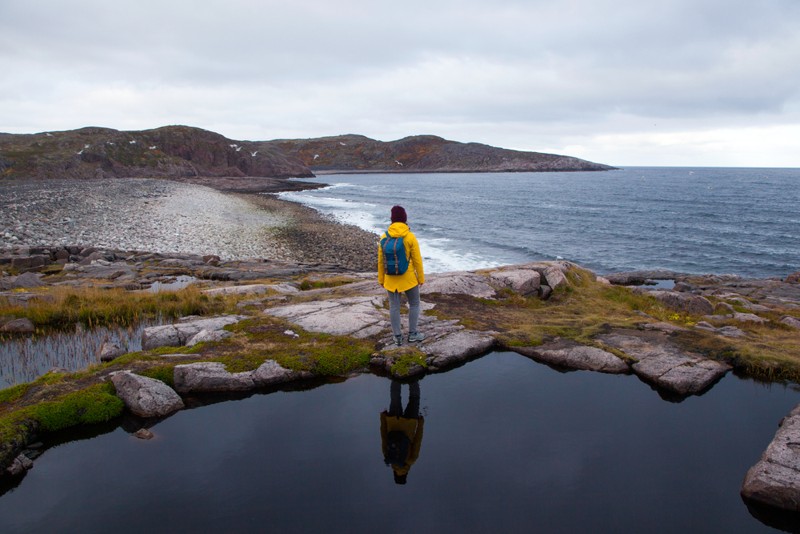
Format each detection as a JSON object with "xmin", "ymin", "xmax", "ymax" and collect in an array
[{"xmin": 278, "ymin": 167, "xmax": 800, "ymax": 279}]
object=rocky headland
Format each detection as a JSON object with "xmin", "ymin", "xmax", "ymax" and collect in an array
[
  {"xmin": 266, "ymin": 133, "xmax": 615, "ymax": 173},
  {"xmin": 0, "ymin": 125, "xmax": 613, "ymax": 182}
]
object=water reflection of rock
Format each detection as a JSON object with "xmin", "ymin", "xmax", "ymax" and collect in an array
[{"xmin": 381, "ymin": 380, "xmax": 424, "ymax": 485}]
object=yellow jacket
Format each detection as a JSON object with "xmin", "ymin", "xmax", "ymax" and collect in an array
[
  {"xmin": 378, "ymin": 222, "xmax": 425, "ymax": 292},
  {"xmin": 380, "ymin": 412, "xmax": 425, "ymax": 476}
]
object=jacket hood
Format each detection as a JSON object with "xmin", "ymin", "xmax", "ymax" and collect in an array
[{"xmin": 387, "ymin": 222, "xmax": 410, "ymax": 238}]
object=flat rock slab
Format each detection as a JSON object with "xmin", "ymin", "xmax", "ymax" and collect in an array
[
  {"xmin": 111, "ymin": 371, "xmax": 185, "ymax": 418},
  {"xmin": 264, "ymin": 296, "xmax": 386, "ymax": 338},
  {"xmin": 742, "ymin": 404, "xmax": 800, "ymax": 512},
  {"xmin": 421, "ymin": 272, "xmax": 497, "ymax": 299},
  {"xmin": 203, "ymin": 284, "xmax": 273, "ymax": 297},
  {"xmin": 514, "ymin": 339, "xmax": 630, "ymax": 374},
  {"xmin": 642, "ymin": 289, "xmax": 714, "ymax": 316},
  {"xmin": 597, "ymin": 331, "xmax": 731, "ymax": 396},
  {"xmin": 142, "ymin": 315, "xmax": 244, "ymax": 350},
  {"xmin": 174, "ymin": 362, "xmax": 256, "ymax": 393},
  {"xmin": 423, "ymin": 330, "xmax": 496, "ymax": 371},
  {"xmin": 174, "ymin": 360, "xmax": 310, "ymax": 393}
]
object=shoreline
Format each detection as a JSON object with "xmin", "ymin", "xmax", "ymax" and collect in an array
[{"xmin": 0, "ymin": 177, "xmax": 379, "ymax": 272}]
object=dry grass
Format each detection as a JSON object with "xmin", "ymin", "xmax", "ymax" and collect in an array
[{"xmin": 0, "ymin": 285, "xmax": 228, "ymax": 332}]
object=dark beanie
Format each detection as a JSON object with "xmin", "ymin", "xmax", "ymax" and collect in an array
[{"xmin": 391, "ymin": 205, "xmax": 407, "ymax": 223}]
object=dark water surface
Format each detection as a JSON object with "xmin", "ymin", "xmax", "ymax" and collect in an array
[
  {"xmin": 279, "ymin": 167, "xmax": 800, "ymax": 277},
  {"xmin": 1, "ymin": 352, "xmax": 797, "ymax": 533}
]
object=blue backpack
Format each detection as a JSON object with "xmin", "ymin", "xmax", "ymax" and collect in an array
[{"xmin": 381, "ymin": 231, "xmax": 409, "ymax": 275}]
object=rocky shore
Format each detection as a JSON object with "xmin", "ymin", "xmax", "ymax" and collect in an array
[{"xmin": 0, "ymin": 177, "xmax": 379, "ymax": 272}]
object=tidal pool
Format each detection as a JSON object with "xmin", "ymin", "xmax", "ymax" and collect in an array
[{"xmin": 0, "ymin": 351, "xmax": 798, "ymax": 533}]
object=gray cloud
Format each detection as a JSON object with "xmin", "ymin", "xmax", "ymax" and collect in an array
[{"xmin": 1, "ymin": 0, "xmax": 799, "ymax": 166}]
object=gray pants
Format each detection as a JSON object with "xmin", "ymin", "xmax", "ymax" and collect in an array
[{"xmin": 387, "ymin": 285, "xmax": 420, "ymax": 337}]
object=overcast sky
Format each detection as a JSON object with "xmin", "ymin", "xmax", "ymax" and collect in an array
[{"xmin": 1, "ymin": 0, "xmax": 799, "ymax": 167}]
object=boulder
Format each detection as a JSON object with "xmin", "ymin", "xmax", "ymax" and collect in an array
[
  {"xmin": 99, "ymin": 341, "xmax": 126, "ymax": 362},
  {"xmin": 0, "ymin": 318, "xmax": 35, "ymax": 334},
  {"xmin": 252, "ymin": 359, "xmax": 312, "ymax": 387},
  {"xmin": 515, "ymin": 339, "xmax": 630, "ymax": 374},
  {"xmin": 173, "ymin": 362, "xmax": 255, "ymax": 393},
  {"xmin": 542, "ymin": 265, "xmax": 569, "ymax": 290},
  {"xmin": 11, "ymin": 272, "xmax": 44, "ymax": 288},
  {"xmin": 423, "ymin": 330, "xmax": 496, "ymax": 371},
  {"xmin": 605, "ymin": 269, "xmax": 682, "ymax": 286},
  {"xmin": 695, "ymin": 322, "xmax": 747, "ymax": 338},
  {"xmin": 647, "ymin": 290, "xmax": 714, "ymax": 316},
  {"xmin": 141, "ymin": 315, "xmax": 243, "ymax": 350},
  {"xmin": 134, "ymin": 428, "xmax": 155, "ymax": 440},
  {"xmin": 5, "ymin": 454, "xmax": 33, "ymax": 476},
  {"xmin": 110, "ymin": 371, "xmax": 185, "ymax": 418},
  {"xmin": 11, "ymin": 255, "xmax": 48, "ymax": 272},
  {"xmin": 597, "ymin": 331, "xmax": 730, "ymax": 396},
  {"xmin": 489, "ymin": 269, "xmax": 541, "ymax": 296},
  {"xmin": 733, "ymin": 312, "xmax": 768, "ymax": 324},
  {"xmin": 742, "ymin": 404, "xmax": 800, "ymax": 511},
  {"xmin": 781, "ymin": 316, "xmax": 800, "ymax": 329},
  {"xmin": 421, "ymin": 272, "xmax": 496, "ymax": 299},
  {"xmin": 786, "ymin": 272, "xmax": 800, "ymax": 284},
  {"xmin": 186, "ymin": 328, "xmax": 232, "ymax": 347},
  {"xmin": 203, "ymin": 284, "xmax": 271, "ymax": 297}
]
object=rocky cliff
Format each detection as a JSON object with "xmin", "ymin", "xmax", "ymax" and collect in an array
[
  {"xmin": 266, "ymin": 134, "xmax": 615, "ymax": 173},
  {"xmin": 1, "ymin": 127, "xmax": 614, "ymax": 181}
]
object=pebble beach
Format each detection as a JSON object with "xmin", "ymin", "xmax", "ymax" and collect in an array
[{"xmin": 0, "ymin": 178, "xmax": 380, "ymax": 272}]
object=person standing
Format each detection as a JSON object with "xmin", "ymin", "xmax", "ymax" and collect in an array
[{"xmin": 378, "ymin": 205, "xmax": 425, "ymax": 346}]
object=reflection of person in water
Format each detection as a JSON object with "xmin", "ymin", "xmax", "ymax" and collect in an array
[{"xmin": 381, "ymin": 380, "xmax": 424, "ymax": 485}]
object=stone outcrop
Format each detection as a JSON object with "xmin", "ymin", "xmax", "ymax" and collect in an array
[
  {"xmin": 515, "ymin": 339, "xmax": 630, "ymax": 374},
  {"xmin": 99, "ymin": 341, "xmax": 125, "ymax": 362},
  {"xmin": 110, "ymin": 371, "xmax": 185, "ymax": 418},
  {"xmin": 694, "ymin": 321, "xmax": 746, "ymax": 338},
  {"xmin": 742, "ymin": 404, "xmax": 800, "ymax": 511},
  {"xmin": 640, "ymin": 289, "xmax": 715, "ymax": 316},
  {"xmin": 173, "ymin": 360, "xmax": 311, "ymax": 393},
  {"xmin": 781, "ymin": 316, "xmax": 800, "ymax": 329},
  {"xmin": 422, "ymin": 330, "xmax": 496, "ymax": 371},
  {"xmin": 5, "ymin": 454, "xmax": 33, "ymax": 476},
  {"xmin": 173, "ymin": 362, "xmax": 256, "ymax": 393},
  {"xmin": 597, "ymin": 331, "xmax": 731, "ymax": 396},
  {"xmin": 264, "ymin": 296, "xmax": 387, "ymax": 338},
  {"xmin": 421, "ymin": 272, "xmax": 497, "ymax": 299},
  {"xmin": 141, "ymin": 315, "xmax": 244, "ymax": 350},
  {"xmin": 0, "ymin": 318, "xmax": 35, "ymax": 334}
]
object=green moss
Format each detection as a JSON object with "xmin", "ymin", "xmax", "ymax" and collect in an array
[
  {"xmin": 29, "ymin": 383, "xmax": 124, "ymax": 432},
  {"xmin": 0, "ymin": 383, "xmax": 31, "ymax": 403},
  {"xmin": 389, "ymin": 350, "xmax": 428, "ymax": 378},
  {"xmin": 138, "ymin": 366, "xmax": 177, "ymax": 388},
  {"xmin": 207, "ymin": 316, "xmax": 373, "ymax": 376}
]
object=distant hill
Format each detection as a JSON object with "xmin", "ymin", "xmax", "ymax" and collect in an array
[
  {"xmin": 266, "ymin": 134, "xmax": 614, "ymax": 173},
  {"xmin": 0, "ymin": 126, "xmax": 312, "ymax": 180},
  {"xmin": 0, "ymin": 126, "xmax": 613, "ymax": 181}
]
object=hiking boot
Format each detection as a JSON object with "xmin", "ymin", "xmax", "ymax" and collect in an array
[
  {"xmin": 408, "ymin": 331, "xmax": 426, "ymax": 343},
  {"xmin": 394, "ymin": 335, "xmax": 403, "ymax": 347}
]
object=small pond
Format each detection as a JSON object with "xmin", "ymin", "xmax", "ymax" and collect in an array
[
  {"xmin": 0, "ymin": 321, "xmax": 159, "ymax": 388},
  {"xmin": 1, "ymin": 351, "xmax": 798, "ymax": 533}
]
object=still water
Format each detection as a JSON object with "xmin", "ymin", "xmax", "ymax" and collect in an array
[{"xmin": 1, "ymin": 351, "xmax": 797, "ymax": 533}]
